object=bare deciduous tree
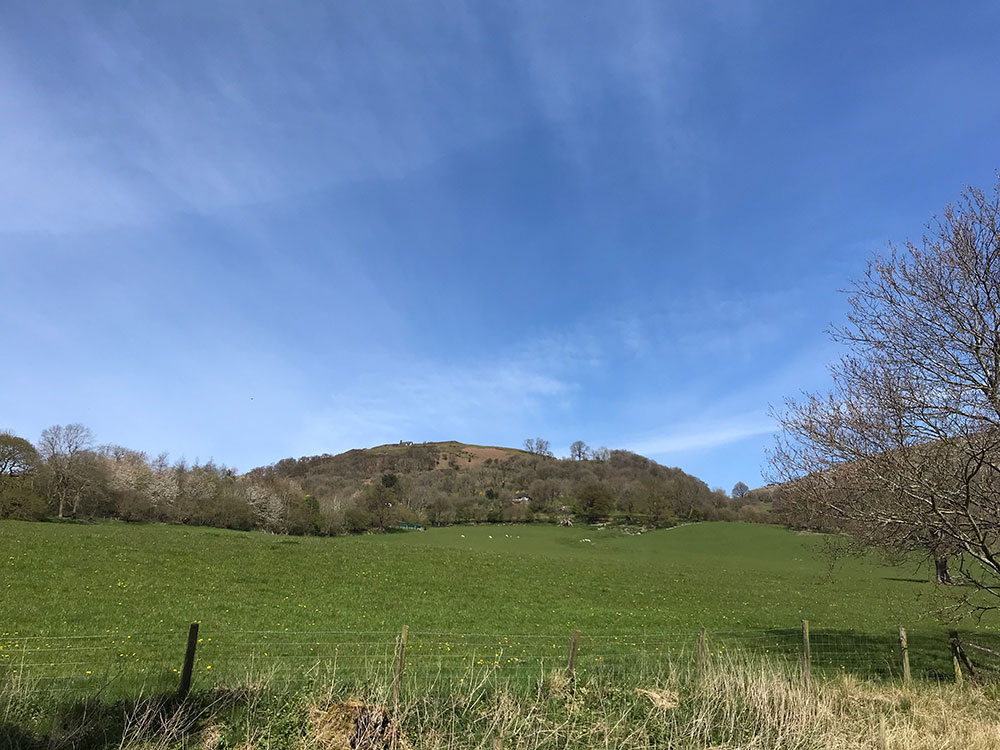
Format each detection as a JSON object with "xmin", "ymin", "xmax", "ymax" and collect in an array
[
  {"xmin": 732, "ymin": 481, "xmax": 749, "ymax": 498},
  {"xmin": 38, "ymin": 423, "xmax": 96, "ymax": 518},
  {"xmin": 770, "ymin": 180, "xmax": 1000, "ymax": 612},
  {"xmin": 523, "ymin": 437, "xmax": 553, "ymax": 457},
  {"xmin": 569, "ymin": 440, "xmax": 591, "ymax": 461}
]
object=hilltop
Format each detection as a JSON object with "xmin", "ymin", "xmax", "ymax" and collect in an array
[
  {"xmin": 263, "ymin": 440, "xmax": 530, "ymax": 477},
  {"xmin": 247, "ymin": 440, "xmax": 770, "ymax": 531},
  {"xmin": 1, "ymin": 430, "xmax": 771, "ymax": 537}
]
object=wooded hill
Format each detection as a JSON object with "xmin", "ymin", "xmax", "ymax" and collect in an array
[
  {"xmin": 247, "ymin": 440, "xmax": 770, "ymax": 531},
  {"xmin": 0, "ymin": 428, "xmax": 771, "ymax": 536}
]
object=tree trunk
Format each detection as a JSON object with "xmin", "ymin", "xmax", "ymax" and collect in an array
[
  {"xmin": 935, "ymin": 555, "xmax": 955, "ymax": 585},
  {"xmin": 56, "ymin": 479, "xmax": 67, "ymax": 518}
]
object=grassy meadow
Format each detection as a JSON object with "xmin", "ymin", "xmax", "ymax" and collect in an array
[
  {"xmin": 5, "ymin": 520, "xmax": 1000, "ymax": 748},
  {"xmin": 3, "ymin": 520, "xmax": 994, "ymax": 691},
  {"xmin": 2, "ymin": 520, "xmax": 960, "ymax": 634}
]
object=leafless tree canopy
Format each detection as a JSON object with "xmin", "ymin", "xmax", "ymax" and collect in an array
[
  {"xmin": 38, "ymin": 423, "xmax": 94, "ymax": 462},
  {"xmin": 770, "ymin": 179, "xmax": 1000, "ymax": 609},
  {"xmin": 523, "ymin": 437, "xmax": 554, "ymax": 457},
  {"xmin": 38, "ymin": 423, "xmax": 96, "ymax": 518}
]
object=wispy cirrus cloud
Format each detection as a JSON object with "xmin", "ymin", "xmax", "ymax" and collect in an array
[
  {"xmin": 626, "ymin": 418, "xmax": 774, "ymax": 456},
  {"xmin": 0, "ymin": 4, "xmax": 516, "ymax": 233},
  {"xmin": 0, "ymin": 1, "xmax": 730, "ymax": 235}
]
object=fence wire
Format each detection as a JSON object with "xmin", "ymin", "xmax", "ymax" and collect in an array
[{"xmin": 2, "ymin": 625, "xmax": 997, "ymax": 698}]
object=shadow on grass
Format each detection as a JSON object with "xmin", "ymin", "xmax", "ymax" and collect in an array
[
  {"xmin": 0, "ymin": 687, "xmax": 251, "ymax": 750},
  {"xmin": 703, "ymin": 628, "xmax": 1000, "ymax": 684},
  {"xmin": 7, "ymin": 629, "xmax": 1000, "ymax": 748}
]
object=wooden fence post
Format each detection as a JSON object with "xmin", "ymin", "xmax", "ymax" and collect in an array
[
  {"xmin": 390, "ymin": 625, "xmax": 408, "ymax": 750},
  {"xmin": 898, "ymin": 626, "xmax": 910, "ymax": 684},
  {"xmin": 801, "ymin": 620, "xmax": 811, "ymax": 686},
  {"xmin": 566, "ymin": 629, "xmax": 580, "ymax": 681},
  {"xmin": 949, "ymin": 631, "xmax": 975, "ymax": 685},
  {"xmin": 392, "ymin": 625, "xmax": 408, "ymax": 711},
  {"xmin": 951, "ymin": 635, "xmax": 963, "ymax": 686},
  {"xmin": 177, "ymin": 622, "xmax": 199, "ymax": 698},
  {"xmin": 696, "ymin": 628, "xmax": 707, "ymax": 680}
]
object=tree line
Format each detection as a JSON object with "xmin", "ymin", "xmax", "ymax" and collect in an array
[
  {"xmin": 0, "ymin": 428, "xmax": 770, "ymax": 535},
  {"xmin": 0, "ymin": 424, "xmax": 325, "ymax": 534}
]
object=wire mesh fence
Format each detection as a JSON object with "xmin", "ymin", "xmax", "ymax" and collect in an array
[
  {"xmin": 3, "ymin": 623, "xmax": 999, "ymax": 699},
  {"xmin": 0, "ymin": 631, "xmax": 185, "ymax": 696}
]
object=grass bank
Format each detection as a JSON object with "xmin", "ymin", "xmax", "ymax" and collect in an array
[{"xmin": 4, "ymin": 656, "xmax": 1000, "ymax": 749}]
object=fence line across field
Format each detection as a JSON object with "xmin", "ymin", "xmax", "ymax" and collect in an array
[{"xmin": 2, "ymin": 621, "xmax": 994, "ymax": 698}]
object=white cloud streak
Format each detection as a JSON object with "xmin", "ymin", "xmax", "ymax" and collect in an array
[
  {"xmin": 0, "ymin": 1, "xmax": 730, "ymax": 235},
  {"xmin": 626, "ymin": 419, "xmax": 775, "ymax": 456}
]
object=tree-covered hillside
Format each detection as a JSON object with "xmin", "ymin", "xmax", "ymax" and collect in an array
[
  {"xmin": 249, "ymin": 440, "xmax": 769, "ymax": 529},
  {"xmin": 1, "ymin": 428, "xmax": 772, "ymax": 536}
]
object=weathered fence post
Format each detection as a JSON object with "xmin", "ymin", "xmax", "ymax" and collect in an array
[
  {"xmin": 391, "ymin": 625, "xmax": 408, "ymax": 750},
  {"xmin": 566, "ymin": 629, "xmax": 580, "ymax": 681},
  {"xmin": 951, "ymin": 631, "xmax": 964, "ymax": 686},
  {"xmin": 177, "ymin": 622, "xmax": 199, "ymax": 698},
  {"xmin": 801, "ymin": 620, "xmax": 811, "ymax": 686},
  {"xmin": 696, "ymin": 628, "xmax": 707, "ymax": 680},
  {"xmin": 898, "ymin": 626, "xmax": 910, "ymax": 684},
  {"xmin": 392, "ymin": 624, "xmax": 408, "ymax": 711},
  {"xmin": 949, "ymin": 630, "xmax": 975, "ymax": 685}
]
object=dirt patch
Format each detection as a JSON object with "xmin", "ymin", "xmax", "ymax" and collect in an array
[
  {"xmin": 433, "ymin": 444, "xmax": 519, "ymax": 469},
  {"xmin": 309, "ymin": 701, "xmax": 404, "ymax": 749},
  {"xmin": 465, "ymin": 446, "xmax": 518, "ymax": 464}
]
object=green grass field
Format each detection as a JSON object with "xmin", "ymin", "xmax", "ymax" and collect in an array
[{"xmin": 2, "ymin": 520, "xmax": 996, "ymax": 696}]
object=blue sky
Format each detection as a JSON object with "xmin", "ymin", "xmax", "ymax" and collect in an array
[{"xmin": 2, "ymin": 1, "xmax": 999, "ymax": 491}]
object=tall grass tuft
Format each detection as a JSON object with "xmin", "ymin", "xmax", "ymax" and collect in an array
[{"xmin": 3, "ymin": 654, "xmax": 1000, "ymax": 749}]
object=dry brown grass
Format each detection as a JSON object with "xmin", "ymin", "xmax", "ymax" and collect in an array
[
  {"xmin": 661, "ymin": 659, "xmax": 1000, "ymax": 750},
  {"xmin": 306, "ymin": 701, "xmax": 400, "ymax": 750},
  {"xmin": 5, "ymin": 657, "xmax": 1000, "ymax": 749}
]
